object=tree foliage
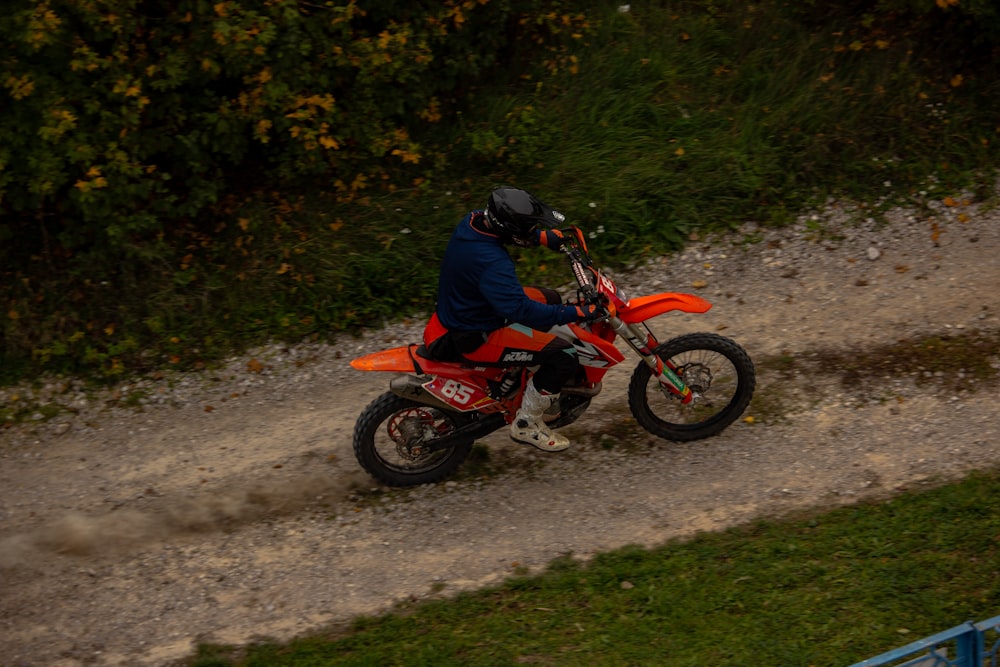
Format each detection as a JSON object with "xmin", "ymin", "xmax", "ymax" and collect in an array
[
  {"xmin": 2, "ymin": 0, "xmax": 996, "ymax": 382},
  {"xmin": 0, "ymin": 0, "xmax": 593, "ymax": 377},
  {"xmin": 0, "ymin": 0, "xmax": 566, "ymax": 265}
]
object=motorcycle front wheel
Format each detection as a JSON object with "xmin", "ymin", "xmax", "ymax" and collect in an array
[
  {"xmin": 353, "ymin": 392, "xmax": 473, "ymax": 487},
  {"xmin": 628, "ymin": 333, "xmax": 755, "ymax": 442}
]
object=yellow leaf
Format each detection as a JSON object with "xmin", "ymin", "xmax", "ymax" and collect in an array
[
  {"xmin": 329, "ymin": 220, "xmax": 344, "ymax": 232},
  {"xmin": 104, "ymin": 323, "xmax": 115, "ymax": 336},
  {"xmin": 391, "ymin": 148, "xmax": 421, "ymax": 164},
  {"xmin": 238, "ymin": 218, "xmax": 250, "ymax": 231},
  {"xmin": 277, "ymin": 263, "xmax": 291, "ymax": 275},
  {"xmin": 743, "ymin": 416, "xmax": 755, "ymax": 424},
  {"xmin": 319, "ymin": 135, "xmax": 339, "ymax": 149},
  {"xmin": 5, "ymin": 74, "xmax": 35, "ymax": 100},
  {"xmin": 692, "ymin": 279, "xmax": 707, "ymax": 288},
  {"xmin": 950, "ymin": 74, "xmax": 963, "ymax": 87},
  {"xmin": 943, "ymin": 196, "xmax": 957, "ymax": 207},
  {"xmin": 247, "ymin": 358, "xmax": 264, "ymax": 374},
  {"xmin": 7, "ymin": 309, "xmax": 18, "ymax": 320},
  {"xmin": 350, "ymin": 174, "xmax": 368, "ymax": 192},
  {"xmin": 674, "ymin": 147, "xmax": 685, "ymax": 156}
]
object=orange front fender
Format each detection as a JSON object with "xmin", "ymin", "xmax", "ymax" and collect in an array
[
  {"xmin": 350, "ymin": 345, "xmax": 418, "ymax": 373},
  {"xmin": 618, "ymin": 293, "xmax": 712, "ymax": 325}
]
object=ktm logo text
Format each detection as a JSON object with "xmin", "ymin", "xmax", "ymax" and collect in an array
[{"xmin": 502, "ymin": 351, "xmax": 533, "ymax": 363}]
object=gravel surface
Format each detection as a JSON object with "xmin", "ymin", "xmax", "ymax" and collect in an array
[{"xmin": 1, "ymin": 189, "xmax": 998, "ymax": 666}]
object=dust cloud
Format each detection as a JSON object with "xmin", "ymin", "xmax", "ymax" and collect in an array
[{"xmin": 0, "ymin": 472, "xmax": 365, "ymax": 568}]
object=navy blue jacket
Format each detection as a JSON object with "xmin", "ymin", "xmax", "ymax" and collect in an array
[{"xmin": 435, "ymin": 211, "xmax": 579, "ymax": 333}]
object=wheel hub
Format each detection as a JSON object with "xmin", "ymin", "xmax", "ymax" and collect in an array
[
  {"xmin": 388, "ymin": 411, "xmax": 438, "ymax": 460},
  {"xmin": 678, "ymin": 362, "xmax": 713, "ymax": 394}
]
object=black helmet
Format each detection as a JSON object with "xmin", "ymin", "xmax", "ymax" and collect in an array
[{"xmin": 485, "ymin": 187, "xmax": 565, "ymax": 247}]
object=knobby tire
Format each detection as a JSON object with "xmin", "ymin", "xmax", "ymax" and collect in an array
[
  {"xmin": 628, "ymin": 333, "xmax": 755, "ymax": 441},
  {"xmin": 353, "ymin": 392, "xmax": 473, "ymax": 487}
]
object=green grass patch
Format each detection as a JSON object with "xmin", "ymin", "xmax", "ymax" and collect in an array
[
  {"xmin": 0, "ymin": 398, "xmax": 63, "ymax": 426},
  {"xmin": 828, "ymin": 329, "xmax": 1000, "ymax": 393},
  {"xmin": 747, "ymin": 329, "xmax": 1000, "ymax": 421},
  {"xmin": 185, "ymin": 470, "xmax": 1000, "ymax": 666}
]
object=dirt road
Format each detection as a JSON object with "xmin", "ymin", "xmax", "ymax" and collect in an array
[{"xmin": 1, "ymin": 194, "xmax": 998, "ymax": 666}]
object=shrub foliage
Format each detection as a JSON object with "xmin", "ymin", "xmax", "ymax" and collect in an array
[
  {"xmin": 0, "ymin": 0, "xmax": 526, "ymax": 260},
  {"xmin": 1, "ymin": 0, "xmax": 997, "ymax": 381},
  {"xmin": 0, "ymin": 0, "xmax": 589, "ymax": 377}
]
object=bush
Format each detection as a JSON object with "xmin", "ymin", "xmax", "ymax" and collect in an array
[
  {"xmin": 0, "ymin": 0, "xmax": 528, "ymax": 267},
  {"xmin": 0, "ymin": 0, "xmax": 593, "ymax": 378}
]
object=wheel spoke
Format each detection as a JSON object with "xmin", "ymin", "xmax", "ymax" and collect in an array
[
  {"xmin": 353, "ymin": 392, "xmax": 474, "ymax": 486},
  {"xmin": 627, "ymin": 333, "xmax": 755, "ymax": 442}
]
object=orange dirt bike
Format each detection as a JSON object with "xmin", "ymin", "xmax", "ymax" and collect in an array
[{"xmin": 350, "ymin": 227, "xmax": 756, "ymax": 487}]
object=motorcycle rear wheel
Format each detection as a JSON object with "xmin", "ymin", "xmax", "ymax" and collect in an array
[
  {"xmin": 628, "ymin": 332, "xmax": 755, "ymax": 441},
  {"xmin": 353, "ymin": 392, "xmax": 473, "ymax": 487}
]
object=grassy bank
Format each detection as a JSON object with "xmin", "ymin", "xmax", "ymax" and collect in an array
[
  {"xmin": 3, "ymin": 0, "xmax": 999, "ymax": 382},
  {"xmin": 187, "ymin": 470, "xmax": 1000, "ymax": 666}
]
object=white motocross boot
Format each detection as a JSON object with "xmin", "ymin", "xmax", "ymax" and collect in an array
[{"xmin": 510, "ymin": 379, "xmax": 570, "ymax": 452}]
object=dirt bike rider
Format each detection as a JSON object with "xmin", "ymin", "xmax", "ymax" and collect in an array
[{"xmin": 423, "ymin": 186, "xmax": 607, "ymax": 453}]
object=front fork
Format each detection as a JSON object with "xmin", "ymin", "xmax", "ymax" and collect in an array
[{"xmin": 608, "ymin": 317, "xmax": 693, "ymax": 404}]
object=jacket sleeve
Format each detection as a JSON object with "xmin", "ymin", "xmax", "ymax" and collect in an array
[{"xmin": 479, "ymin": 255, "xmax": 579, "ymax": 329}]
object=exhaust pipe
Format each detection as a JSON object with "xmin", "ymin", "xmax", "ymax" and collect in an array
[{"xmin": 389, "ymin": 374, "xmax": 454, "ymax": 412}]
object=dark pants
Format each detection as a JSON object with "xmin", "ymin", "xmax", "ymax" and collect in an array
[{"xmin": 425, "ymin": 286, "xmax": 579, "ymax": 394}]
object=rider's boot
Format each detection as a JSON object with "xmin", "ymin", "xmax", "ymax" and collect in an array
[{"xmin": 510, "ymin": 379, "xmax": 570, "ymax": 452}]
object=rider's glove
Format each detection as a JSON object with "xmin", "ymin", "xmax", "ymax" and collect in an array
[
  {"xmin": 537, "ymin": 228, "xmax": 568, "ymax": 251},
  {"xmin": 575, "ymin": 302, "xmax": 608, "ymax": 322}
]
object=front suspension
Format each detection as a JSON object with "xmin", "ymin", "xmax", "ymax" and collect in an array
[{"xmin": 610, "ymin": 318, "xmax": 693, "ymax": 404}]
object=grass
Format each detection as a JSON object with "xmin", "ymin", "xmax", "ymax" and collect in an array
[
  {"xmin": 185, "ymin": 470, "xmax": 1000, "ymax": 667},
  {"xmin": 748, "ymin": 329, "xmax": 1000, "ymax": 421},
  {"xmin": 3, "ymin": 0, "xmax": 1000, "ymax": 381}
]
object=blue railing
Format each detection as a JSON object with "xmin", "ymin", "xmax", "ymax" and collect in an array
[{"xmin": 849, "ymin": 615, "xmax": 1000, "ymax": 667}]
